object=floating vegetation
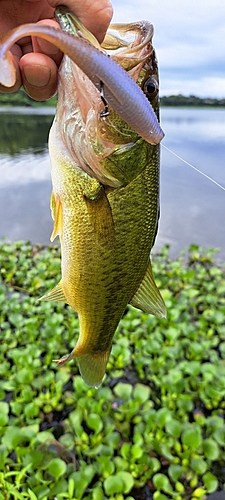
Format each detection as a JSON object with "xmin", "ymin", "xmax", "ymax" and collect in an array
[{"xmin": 0, "ymin": 241, "xmax": 225, "ymax": 499}]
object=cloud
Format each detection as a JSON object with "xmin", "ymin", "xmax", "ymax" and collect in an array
[{"xmin": 111, "ymin": 0, "xmax": 225, "ymax": 98}]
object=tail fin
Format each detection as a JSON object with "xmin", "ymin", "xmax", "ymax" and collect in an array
[
  {"xmin": 77, "ymin": 349, "xmax": 111, "ymax": 388},
  {"xmin": 54, "ymin": 345, "xmax": 111, "ymax": 388}
]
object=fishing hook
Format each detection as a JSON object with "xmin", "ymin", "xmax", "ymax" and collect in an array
[{"xmin": 99, "ymin": 81, "xmax": 110, "ymax": 118}]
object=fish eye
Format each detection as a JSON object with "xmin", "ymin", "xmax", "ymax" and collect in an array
[{"xmin": 143, "ymin": 77, "xmax": 158, "ymax": 100}]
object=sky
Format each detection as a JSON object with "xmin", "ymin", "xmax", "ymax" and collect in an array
[{"xmin": 111, "ymin": 0, "xmax": 225, "ymax": 98}]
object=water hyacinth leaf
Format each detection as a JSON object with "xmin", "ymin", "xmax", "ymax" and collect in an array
[
  {"xmin": 27, "ymin": 489, "xmax": 39, "ymax": 500},
  {"xmin": 0, "ymin": 446, "xmax": 7, "ymax": 470},
  {"xmin": 165, "ymin": 419, "xmax": 182, "ymax": 438},
  {"xmin": 24, "ymin": 401, "xmax": 39, "ymax": 418},
  {"xmin": 92, "ymin": 485, "xmax": 104, "ymax": 500},
  {"xmin": 153, "ymin": 473, "xmax": 173, "ymax": 493},
  {"xmin": 117, "ymin": 471, "xmax": 135, "ymax": 493},
  {"xmin": 87, "ymin": 413, "xmax": 103, "ymax": 433},
  {"xmin": 177, "ymin": 398, "xmax": 194, "ymax": 413},
  {"xmin": 213, "ymin": 425, "xmax": 225, "ymax": 446},
  {"xmin": 181, "ymin": 427, "xmax": 202, "ymax": 450},
  {"xmin": 153, "ymin": 494, "xmax": 168, "ymax": 500},
  {"xmin": 47, "ymin": 458, "xmax": 67, "ymax": 480},
  {"xmin": 156, "ymin": 408, "xmax": 172, "ymax": 427},
  {"xmin": 131, "ymin": 444, "xmax": 143, "ymax": 459},
  {"xmin": 191, "ymin": 487, "xmax": 206, "ymax": 498},
  {"xmin": 104, "ymin": 474, "xmax": 124, "ymax": 495},
  {"xmin": 121, "ymin": 443, "xmax": 131, "ymax": 460},
  {"xmin": 190, "ymin": 457, "xmax": 208, "ymax": 475},
  {"xmin": 0, "ymin": 402, "xmax": 9, "ymax": 426},
  {"xmin": 202, "ymin": 438, "xmax": 220, "ymax": 460},
  {"xmin": 149, "ymin": 457, "xmax": 161, "ymax": 473},
  {"xmin": 114, "ymin": 383, "xmax": 133, "ymax": 399},
  {"xmin": 2, "ymin": 426, "xmax": 30, "ymax": 450},
  {"xmin": 168, "ymin": 464, "xmax": 183, "ymax": 482},
  {"xmin": 133, "ymin": 383, "xmax": 150, "ymax": 403},
  {"xmin": 98, "ymin": 455, "xmax": 115, "ymax": 476},
  {"xmin": 33, "ymin": 484, "xmax": 51, "ymax": 498},
  {"xmin": 203, "ymin": 472, "xmax": 219, "ymax": 493},
  {"xmin": 72, "ymin": 468, "xmax": 95, "ymax": 498}
]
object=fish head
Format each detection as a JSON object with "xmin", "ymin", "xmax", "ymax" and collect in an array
[{"xmin": 50, "ymin": 7, "xmax": 161, "ymax": 187}]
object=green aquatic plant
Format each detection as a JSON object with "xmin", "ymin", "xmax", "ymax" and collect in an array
[{"xmin": 0, "ymin": 241, "xmax": 225, "ymax": 499}]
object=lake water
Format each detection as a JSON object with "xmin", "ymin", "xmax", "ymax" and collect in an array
[{"xmin": 0, "ymin": 107, "xmax": 224, "ymax": 260}]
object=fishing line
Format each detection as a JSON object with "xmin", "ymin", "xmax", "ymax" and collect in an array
[{"xmin": 162, "ymin": 144, "xmax": 225, "ymax": 192}]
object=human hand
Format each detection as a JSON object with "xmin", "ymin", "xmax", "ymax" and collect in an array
[{"xmin": 0, "ymin": 0, "xmax": 113, "ymax": 99}]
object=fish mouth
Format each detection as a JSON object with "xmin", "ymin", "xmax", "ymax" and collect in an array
[
  {"xmin": 56, "ymin": 6, "xmax": 154, "ymax": 73},
  {"xmin": 54, "ymin": 8, "xmax": 157, "ymax": 187}
]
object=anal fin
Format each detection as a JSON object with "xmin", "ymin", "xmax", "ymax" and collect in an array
[
  {"xmin": 130, "ymin": 260, "xmax": 166, "ymax": 318},
  {"xmin": 39, "ymin": 280, "xmax": 67, "ymax": 303}
]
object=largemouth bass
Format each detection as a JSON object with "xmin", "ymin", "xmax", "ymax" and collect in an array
[{"xmin": 0, "ymin": 7, "xmax": 166, "ymax": 387}]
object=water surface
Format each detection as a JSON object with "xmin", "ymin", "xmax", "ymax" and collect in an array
[{"xmin": 0, "ymin": 107, "xmax": 224, "ymax": 260}]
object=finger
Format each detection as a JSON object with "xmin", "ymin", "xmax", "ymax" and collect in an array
[
  {"xmin": 0, "ymin": 53, "xmax": 22, "ymax": 93},
  {"xmin": 20, "ymin": 52, "xmax": 58, "ymax": 100},
  {"xmin": 32, "ymin": 19, "xmax": 62, "ymax": 66},
  {"xmin": 47, "ymin": 0, "xmax": 113, "ymax": 43}
]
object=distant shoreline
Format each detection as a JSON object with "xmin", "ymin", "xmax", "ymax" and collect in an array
[{"xmin": 0, "ymin": 88, "xmax": 224, "ymax": 108}]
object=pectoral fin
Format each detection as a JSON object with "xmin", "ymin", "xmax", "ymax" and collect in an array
[
  {"xmin": 130, "ymin": 260, "xmax": 166, "ymax": 318},
  {"xmin": 84, "ymin": 183, "xmax": 115, "ymax": 246},
  {"xmin": 50, "ymin": 192, "xmax": 62, "ymax": 242},
  {"xmin": 39, "ymin": 280, "xmax": 67, "ymax": 303}
]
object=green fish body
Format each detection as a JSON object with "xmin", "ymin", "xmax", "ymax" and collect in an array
[{"xmin": 41, "ymin": 10, "xmax": 166, "ymax": 387}]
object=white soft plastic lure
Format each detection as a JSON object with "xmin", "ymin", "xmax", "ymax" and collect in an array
[{"xmin": 0, "ymin": 19, "xmax": 164, "ymax": 145}]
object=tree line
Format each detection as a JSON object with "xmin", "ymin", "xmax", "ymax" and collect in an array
[{"xmin": 0, "ymin": 88, "xmax": 224, "ymax": 107}]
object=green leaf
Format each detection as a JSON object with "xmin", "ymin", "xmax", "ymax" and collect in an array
[
  {"xmin": 213, "ymin": 425, "xmax": 225, "ymax": 446},
  {"xmin": 104, "ymin": 474, "xmax": 124, "ymax": 495},
  {"xmin": 133, "ymin": 384, "xmax": 150, "ymax": 403},
  {"xmin": 2, "ymin": 426, "xmax": 24, "ymax": 450},
  {"xmin": 153, "ymin": 473, "xmax": 173, "ymax": 493},
  {"xmin": 87, "ymin": 413, "xmax": 103, "ymax": 433},
  {"xmin": 27, "ymin": 489, "xmax": 38, "ymax": 500},
  {"xmin": 182, "ymin": 427, "xmax": 202, "ymax": 450},
  {"xmin": 131, "ymin": 444, "xmax": 143, "ymax": 459},
  {"xmin": 47, "ymin": 458, "xmax": 67, "ymax": 480},
  {"xmin": 156, "ymin": 408, "xmax": 172, "ymax": 427},
  {"xmin": 114, "ymin": 383, "xmax": 133, "ymax": 399},
  {"xmin": 202, "ymin": 439, "xmax": 220, "ymax": 460},
  {"xmin": 153, "ymin": 493, "xmax": 168, "ymax": 500},
  {"xmin": 92, "ymin": 486, "xmax": 104, "ymax": 500},
  {"xmin": 0, "ymin": 446, "xmax": 7, "ymax": 470},
  {"xmin": 117, "ymin": 471, "xmax": 134, "ymax": 493},
  {"xmin": 0, "ymin": 402, "xmax": 9, "ymax": 426},
  {"xmin": 168, "ymin": 464, "xmax": 183, "ymax": 482},
  {"xmin": 165, "ymin": 419, "xmax": 182, "ymax": 438},
  {"xmin": 203, "ymin": 472, "xmax": 218, "ymax": 493},
  {"xmin": 191, "ymin": 457, "xmax": 208, "ymax": 475}
]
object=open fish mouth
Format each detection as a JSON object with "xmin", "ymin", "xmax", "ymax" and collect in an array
[{"xmin": 53, "ymin": 7, "xmax": 162, "ymax": 188}]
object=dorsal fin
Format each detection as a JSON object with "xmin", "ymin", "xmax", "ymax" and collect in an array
[{"xmin": 130, "ymin": 260, "xmax": 166, "ymax": 318}]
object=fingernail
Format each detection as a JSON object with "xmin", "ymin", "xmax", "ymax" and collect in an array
[{"xmin": 22, "ymin": 65, "xmax": 51, "ymax": 87}]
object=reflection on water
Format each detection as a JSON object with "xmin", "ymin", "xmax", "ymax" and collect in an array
[
  {"xmin": 0, "ymin": 107, "xmax": 224, "ymax": 260},
  {"xmin": 155, "ymin": 108, "xmax": 225, "ymax": 260},
  {"xmin": 0, "ymin": 108, "xmax": 53, "ymax": 244},
  {"xmin": 0, "ymin": 107, "xmax": 54, "ymax": 155}
]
